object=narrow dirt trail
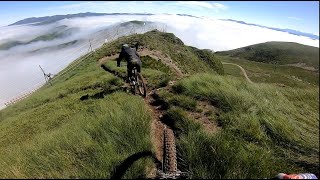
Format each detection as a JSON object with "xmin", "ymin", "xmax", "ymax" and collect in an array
[
  {"xmin": 99, "ymin": 53, "xmax": 219, "ymax": 178},
  {"xmin": 99, "ymin": 55, "xmax": 178, "ymax": 178},
  {"xmin": 222, "ymin": 62, "xmax": 253, "ymax": 83},
  {"xmin": 144, "ymin": 84, "xmax": 175, "ymax": 177},
  {"xmin": 98, "ymin": 49, "xmax": 183, "ymax": 172},
  {"xmin": 98, "ymin": 54, "xmax": 119, "ymax": 65},
  {"xmin": 138, "ymin": 48, "xmax": 184, "ymax": 78}
]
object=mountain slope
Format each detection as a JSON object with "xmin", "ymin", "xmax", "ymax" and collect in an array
[
  {"xmin": 218, "ymin": 54, "xmax": 319, "ymax": 88},
  {"xmin": 0, "ymin": 25, "xmax": 76, "ymax": 50},
  {"xmin": 216, "ymin": 41, "xmax": 319, "ymax": 71},
  {"xmin": 0, "ymin": 30, "xmax": 318, "ymax": 178},
  {"xmin": 100, "ymin": 31, "xmax": 319, "ymax": 177},
  {"xmin": 98, "ymin": 30, "xmax": 224, "ymax": 75},
  {"xmin": 0, "ymin": 30, "xmax": 223, "ymax": 178}
]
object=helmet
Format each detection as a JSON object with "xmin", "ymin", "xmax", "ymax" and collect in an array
[{"xmin": 122, "ymin": 44, "xmax": 129, "ymax": 47}]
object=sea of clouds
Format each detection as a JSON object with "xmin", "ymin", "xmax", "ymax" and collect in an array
[{"xmin": 0, "ymin": 14, "xmax": 318, "ymax": 109}]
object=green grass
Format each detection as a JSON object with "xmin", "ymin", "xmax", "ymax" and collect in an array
[
  {"xmin": 120, "ymin": 20, "xmax": 146, "ymax": 26},
  {"xmin": 0, "ymin": 41, "xmax": 24, "ymax": 50},
  {"xmin": 154, "ymin": 89, "xmax": 197, "ymax": 111},
  {"xmin": 95, "ymin": 30, "xmax": 224, "ymax": 75},
  {"xmin": 0, "ymin": 92, "xmax": 153, "ymax": 178},
  {"xmin": 30, "ymin": 33, "xmax": 60, "ymax": 42},
  {"xmin": 222, "ymin": 63, "xmax": 243, "ymax": 77},
  {"xmin": 171, "ymin": 73, "xmax": 319, "ymax": 178},
  {"xmin": 2, "ymin": 30, "xmax": 318, "ymax": 179},
  {"xmin": 218, "ymin": 55, "xmax": 319, "ymax": 88},
  {"xmin": 103, "ymin": 59, "xmax": 172, "ymax": 89},
  {"xmin": 140, "ymin": 55, "xmax": 173, "ymax": 75},
  {"xmin": 0, "ymin": 47, "xmax": 154, "ymax": 178},
  {"xmin": 216, "ymin": 41, "xmax": 319, "ymax": 69}
]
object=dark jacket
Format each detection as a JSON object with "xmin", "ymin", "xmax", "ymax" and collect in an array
[{"xmin": 117, "ymin": 46, "xmax": 141, "ymax": 67}]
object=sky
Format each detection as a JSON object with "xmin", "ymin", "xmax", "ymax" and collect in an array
[{"xmin": 0, "ymin": 1, "xmax": 319, "ymax": 35}]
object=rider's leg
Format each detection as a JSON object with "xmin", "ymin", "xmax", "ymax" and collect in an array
[
  {"xmin": 137, "ymin": 61, "xmax": 141, "ymax": 73},
  {"xmin": 127, "ymin": 64, "xmax": 132, "ymax": 83}
]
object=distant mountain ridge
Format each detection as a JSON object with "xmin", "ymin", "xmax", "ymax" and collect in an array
[
  {"xmin": 0, "ymin": 25, "xmax": 76, "ymax": 50},
  {"xmin": 9, "ymin": 12, "xmax": 154, "ymax": 26},
  {"xmin": 220, "ymin": 19, "xmax": 319, "ymax": 40},
  {"xmin": 216, "ymin": 41, "xmax": 319, "ymax": 71}
]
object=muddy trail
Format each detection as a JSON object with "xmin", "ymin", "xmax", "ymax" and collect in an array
[
  {"xmin": 99, "ymin": 55, "xmax": 180, "ymax": 178},
  {"xmin": 99, "ymin": 51, "xmax": 220, "ymax": 178}
]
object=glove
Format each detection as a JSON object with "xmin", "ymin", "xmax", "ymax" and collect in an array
[{"xmin": 276, "ymin": 173, "xmax": 318, "ymax": 179}]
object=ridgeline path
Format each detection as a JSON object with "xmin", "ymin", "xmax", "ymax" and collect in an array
[
  {"xmin": 99, "ymin": 51, "xmax": 220, "ymax": 178},
  {"xmin": 222, "ymin": 62, "xmax": 253, "ymax": 83},
  {"xmin": 99, "ymin": 54, "xmax": 177, "ymax": 178}
]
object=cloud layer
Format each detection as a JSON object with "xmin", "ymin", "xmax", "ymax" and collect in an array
[
  {"xmin": 177, "ymin": 1, "xmax": 228, "ymax": 10},
  {"xmin": 0, "ymin": 14, "xmax": 319, "ymax": 109},
  {"xmin": 142, "ymin": 14, "xmax": 319, "ymax": 50}
]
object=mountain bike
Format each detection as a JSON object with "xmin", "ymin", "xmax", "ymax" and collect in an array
[
  {"xmin": 129, "ymin": 66, "xmax": 147, "ymax": 97},
  {"xmin": 156, "ymin": 126, "xmax": 188, "ymax": 179},
  {"xmin": 109, "ymin": 124, "xmax": 188, "ymax": 179}
]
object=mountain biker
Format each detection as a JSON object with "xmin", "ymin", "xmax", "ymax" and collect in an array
[{"xmin": 117, "ymin": 43, "xmax": 142, "ymax": 83}]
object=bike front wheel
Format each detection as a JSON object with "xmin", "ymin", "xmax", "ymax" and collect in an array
[{"xmin": 163, "ymin": 127, "xmax": 177, "ymax": 174}]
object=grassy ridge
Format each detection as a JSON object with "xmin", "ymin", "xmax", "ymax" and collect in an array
[
  {"xmin": 0, "ymin": 52, "xmax": 154, "ymax": 178},
  {"xmin": 1, "ymin": 30, "xmax": 206, "ymax": 178},
  {"xmin": 0, "ymin": 25, "xmax": 74, "ymax": 50},
  {"xmin": 218, "ymin": 55, "xmax": 319, "ymax": 88},
  {"xmin": 170, "ymin": 107, "xmax": 280, "ymax": 179},
  {"xmin": 0, "ymin": 92, "xmax": 153, "ymax": 178},
  {"xmin": 0, "ymin": 41, "xmax": 24, "ymax": 50},
  {"xmin": 170, "ymin": 73, "xmax": 319, "ymax": 178},
  {"xmin": 1, "ymin": 30, "xmax": 318, "ymax": 179},
  {"xmin": 216, "ymin": 41, "xmax": 319, "ymax": 70},
  {"xmin": 95, "ymin": 30, "xmax": 224, "ymax": 75}
]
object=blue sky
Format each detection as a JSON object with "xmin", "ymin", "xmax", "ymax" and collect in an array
[{"xmin": 0, "ymin": 1, "xmax": 319, "ymax": 35}]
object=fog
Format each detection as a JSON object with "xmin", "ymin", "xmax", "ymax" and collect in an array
[
  {"xmin": 0, "ymin": 14, "xmax": 319, "ymax": 109},
  {"xmin": 143, "ymin": 14, "xmax": 319, "ymax": 50}
]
